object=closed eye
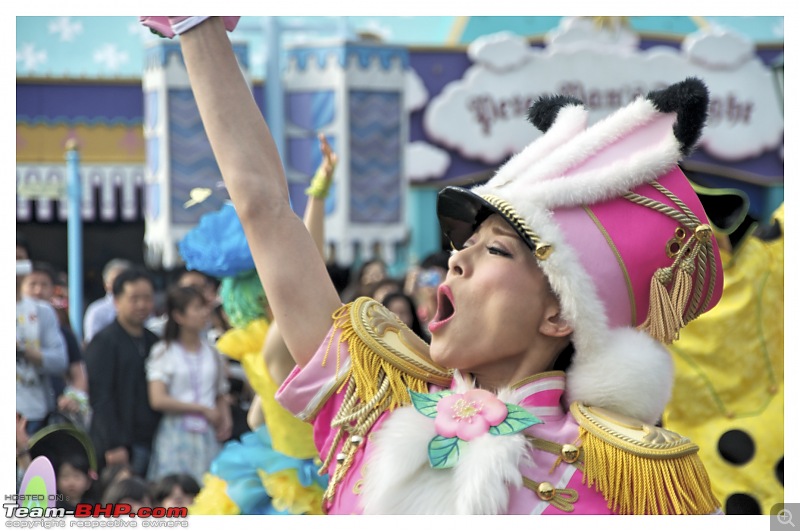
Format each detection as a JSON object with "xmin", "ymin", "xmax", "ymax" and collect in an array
[{"xmin": 487, "ymin": 246, "xmax": 511, "ymax": 257}]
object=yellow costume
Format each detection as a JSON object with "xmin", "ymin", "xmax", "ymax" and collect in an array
[
  {"xmin": 190, "ymin": 318, "xmax": 326, "ymax": 515},
  {"xmin": 663, "ymin": 203, "xmax": 784, "ymax": 514}
]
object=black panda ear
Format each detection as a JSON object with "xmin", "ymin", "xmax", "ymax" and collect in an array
[
  {"xmin": 527, "ymin": 95, "xmax": 585, "ymax": 132},
  {"xmin": 646, "ymin": 77, "xmax": 709, "ymax": 156}
]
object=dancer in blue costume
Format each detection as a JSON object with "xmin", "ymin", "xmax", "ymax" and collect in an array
[{"xmin": 180, "ymin": 133, "xmax": 337, "ymax": 515}]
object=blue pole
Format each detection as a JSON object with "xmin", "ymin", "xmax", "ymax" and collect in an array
[
  {"xmin": 265, "ymin": 16, "xmax": 285, "ymax": 162},
  {"xmin": 66, "ymin": 141, "xmax": 83, "ymax": 343}
]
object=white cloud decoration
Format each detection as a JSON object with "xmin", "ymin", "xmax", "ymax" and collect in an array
[
  {"xmin": 683, "ymin": 25, "xmax": 755, "ymax": 69},
  {"xmin": 405, "ymin": 141, "xmax": 451, "ymax": 182},
  {"xmin": 405, "ymin": 67, "xmax": 429, "ymax": 112},
  {"xmin": 468, "ymin": 31, "xmax": 532, "ymax": 71},
  {"xmin": 17, "ymin": 43, "xmax": 47, "ymax": 71},
  {"xmin": 546, "ymin": 16, "xmax": 639, "ymax": 52},
  {"xmin": 93, "ymin": 44, "xmax": 130, "ymax": 72},
  {"xmin": 48, "ymin": 17, "xmax": 83, "ymax": 43}
]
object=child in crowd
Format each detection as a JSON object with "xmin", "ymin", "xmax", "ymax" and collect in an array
[
  {"xmin": 146, "ymin": 285, "xmax": 232, "ymax": 484},
  {"xmin": 55, "ymin": 452, "xmax": 98, "ymax": 510}
]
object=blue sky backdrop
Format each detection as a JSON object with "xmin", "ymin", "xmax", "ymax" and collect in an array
[{"xmin": 16, "ymin": 16, "xmax": 784, "ymax": 80}]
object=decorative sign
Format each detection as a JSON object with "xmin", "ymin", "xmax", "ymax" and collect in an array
[{"xmin": 423, "ymin": 19, "xmax": 783, "ymax": 166}]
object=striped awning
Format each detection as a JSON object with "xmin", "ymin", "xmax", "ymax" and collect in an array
[{"xmin": 16, "ymin": 164, "xmax": 145, "ymax": 223}]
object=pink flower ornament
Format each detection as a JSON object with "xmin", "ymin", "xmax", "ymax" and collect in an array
[
  {"xmin": 409, "ymin": 388, "xmax": 542, "ymax": 469},
  {"xmin": 434, "ymin": 389, "xmax": 508, "ymax": 441}
]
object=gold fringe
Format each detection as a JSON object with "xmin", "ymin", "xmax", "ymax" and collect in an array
[
  {"xmin": 318, "ymin": 302, "xmax": 431, "ymax": 505},
  {"xmin": 578, "ymin": 426, "xmax": 719, "ymax": 515}
]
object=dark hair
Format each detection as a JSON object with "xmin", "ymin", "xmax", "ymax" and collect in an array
[
  {"xmin": 102, "ymin": 476, "xmax": 151, "ymax": 506},
  {"xmin": 112, "ymin": 267, "xmax": 153, "ymax": 297},
  {"xmin": 163, "ymin": 285, "xmax": 205, "ymax": 343},
  {"xmin": 103, "ymin": 259, "xmax": 133, "ymax": 284},
  {"xmin": 98, "ymin": 463, "xmax": 133, "ymax": 496},
  {"xmin": 29, "ymin": 261, "xmax": 58, "ymax": 284},
  {"xmin": 371, "ymin": 277, "xmax": 403, "ymax": 296},
  {"xmin": 177, "ymin": 269, "xmax": 212, "ymax": 288},
  {"xmin": 326, "ymin": 262, "xmax": 351, "ymax": 295},
  {"xmin": 380, "ymin": 291, "xmax": 429, "ymax": 342},
  {"xmin": 210, "ymin": 303, "xmax": 231, "ymax": 332},
  {"xmin": 552, "ymin": 343, "xmax": 575, "ymax": 372},
  {"xmin": 56, "ymin": 451, "xmax": 91, "ymax": 476},
  {"xmin": 421, "ymin": 251, "xmax": 450, "ymax": 271},
  {"xmin": 150, "ymin": 474, "xmax": 201, "ymax": 505}
]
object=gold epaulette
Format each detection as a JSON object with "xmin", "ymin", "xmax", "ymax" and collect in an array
[
  {"xmin": 320, "ymin": 297, "xmax": 452, "ymax": 503},
  {"xmin": 330, "ymin": 296, "xmax": 452, "ymax": 409},
  {"xmin": 570, "ymin": 402, "xmax": 720, "ymax": 515}
]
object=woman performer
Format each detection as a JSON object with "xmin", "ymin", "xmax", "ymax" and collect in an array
[{"xmin": 140, "ymin": 16, "xmax": 724, "ymax": 515}]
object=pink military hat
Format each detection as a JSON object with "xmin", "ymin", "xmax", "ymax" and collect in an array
[{"xmin": 438, "ymin": 77, "xmax": 723, "ymax": 423}]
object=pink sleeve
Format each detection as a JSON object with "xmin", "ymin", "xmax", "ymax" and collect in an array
[{"xmin": 275, "ymin": 325, "xmax": 354, "ymax": 459}]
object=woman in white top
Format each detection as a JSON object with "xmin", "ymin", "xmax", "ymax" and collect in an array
[{"xmin": 146, "ymin": 285, "xmax": 231, "ymax": 484}]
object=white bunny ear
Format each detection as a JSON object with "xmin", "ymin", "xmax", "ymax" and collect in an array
[
  {"xmin": 481, "ymin": 95, "xmax": 588, "ymax": 191},
  {"xmin": 504, "ymin": 78, "xmax": 709, "ymax": 210}
]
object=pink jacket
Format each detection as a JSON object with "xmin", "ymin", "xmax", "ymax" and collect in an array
[{"xmin": 276, "ymin": 299, "xmax": 719, "ymax": 515}]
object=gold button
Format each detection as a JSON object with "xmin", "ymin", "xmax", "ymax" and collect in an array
[
  {"xmin": 537, "ymin": 482, "xmax": 555, "ymax": 501},
  {"xmin": 561, "ymin": 444, "xmax": 579, "ymax": 464}
]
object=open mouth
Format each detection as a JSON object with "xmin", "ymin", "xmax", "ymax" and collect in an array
[{"xmin": 428, "ymin": 285, "xmax": 455, "ymax": 334}]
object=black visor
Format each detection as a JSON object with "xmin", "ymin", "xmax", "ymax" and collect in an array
[{"xmin": 437, "ymin": 186, "xmax": 536, "ymax": 251}]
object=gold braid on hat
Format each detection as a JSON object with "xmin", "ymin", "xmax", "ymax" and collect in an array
[
  {"xmin": 624, "ymin": 181, "xmax": 718, "ymax": 344},
  {"xmin": 482, "ymin": 194, "xmax": 554, "ymax": 260}
]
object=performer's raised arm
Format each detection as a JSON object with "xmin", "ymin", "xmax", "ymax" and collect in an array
[{"xmin": 169, "ymin": 17, "xmax": 341, "ymax": 366}]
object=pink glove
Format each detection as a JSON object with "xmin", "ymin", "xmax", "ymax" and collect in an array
[{"xmin": 139, "ymin": 16, "xmax": 240, "ymax": 39}]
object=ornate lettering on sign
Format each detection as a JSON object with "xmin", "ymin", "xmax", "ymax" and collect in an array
[
  {"xmin": 707, "ymin": 94, "xmax": 755, "ymax": 126},
  {"xmin": 468, "ymin": 94, "xmax": 535, "ymax": 136},
  {"xmin": 555, "ymin": 82, "xmax": 655, "ymax": 111},
  {"xmin": 465, "ymin": 82, "xmax": 758, "ymax": 139}
]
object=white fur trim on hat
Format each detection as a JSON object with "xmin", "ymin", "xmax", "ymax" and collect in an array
[{"xmin": 565, "ymin": 327, "xmax": 674, "ymax": 425}]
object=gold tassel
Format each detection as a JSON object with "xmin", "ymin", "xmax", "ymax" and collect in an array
[
  {"xmin": 669, "ymin": 261, "xmax": 694, "ymax": 330},
  {"xmin": 640, "ymin": 267, "xmax": 682, "ymax": 343},
  {"xmin": 578, "ymin": 426, "xmax": 719, "ymax": 515}
]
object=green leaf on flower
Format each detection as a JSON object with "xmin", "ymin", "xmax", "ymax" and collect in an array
[
  {"xmin": 489, "ymin": 404, "xmax": 543, "ymax": 436},
  {"xmin": 428, "ymin": 435, "xmax": 465, "ymax": 469},
  {"xmin": 409, "ymin": 389, "xmax": 453, "ymax": 419}
]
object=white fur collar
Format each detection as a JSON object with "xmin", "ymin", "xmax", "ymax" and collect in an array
[{"xmin": 360, "ymin": 373, "xmax": 532, "ymax": 514}]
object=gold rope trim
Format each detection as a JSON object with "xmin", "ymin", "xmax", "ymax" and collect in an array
[
  {"xmin": 317, "ymin": 302, "xmax": 432, "ymax": 504},
  {"xmin": 625, "ymin": 184, "xmax": 718, "ymax": 344},
  {"xmin": 481, "ymin": 194, "xmax": 553, "ymax": 259},
  {"xmin": 525, "ymin": 435, "xmax": 585, "ymax": 474},
  {"xmin": 578, "ymin": 426, "xmax": 719, "ymax": 515}
]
